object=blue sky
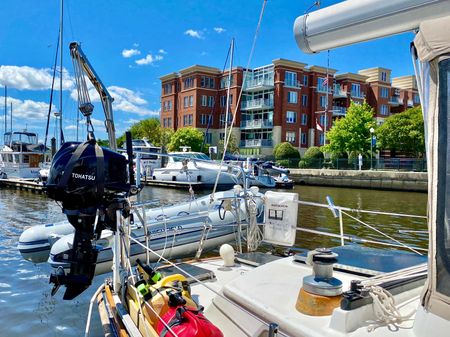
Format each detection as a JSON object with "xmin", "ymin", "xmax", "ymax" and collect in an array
[{"xmin": 0, "ymin": 0, "xmax": 416, "ymax": 142}]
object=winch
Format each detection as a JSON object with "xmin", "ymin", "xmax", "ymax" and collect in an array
[{"xmin": 296, "ymin": 248, "xmax": 343, "ymax": 316}]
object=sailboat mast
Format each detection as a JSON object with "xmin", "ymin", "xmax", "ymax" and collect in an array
[
  {"xmin": 224, "ymin": 38, "xmax": 234, "ymax": 145},
  {"xmin": 4, "ymin": 86, "xmax": 6, "ymax": 142},
  {"xmin": 10, "ymin": 102, "xmax": 12, "ymax": 134},
  {"xmin": 59, "ymin": 0, "xmax": 63, "ymax": 146}
]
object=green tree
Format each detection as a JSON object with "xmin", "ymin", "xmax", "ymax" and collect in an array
[
  {"xmin": 218, "ymin": 132, "xmax": 239, "ymax": 155},
  {"xmin": 167, "ymin": 127, "xmax": 204, "ymax": 152},
  {"xmin": 117, "ymin": 117, "xmax": 172, "ymax": 148},
  {"xmin": 324, "ymin": 101, "xmax": 376, "ymax": 158},
  {"xmin": 376, "ymin": 106, "xmax": 425, "ymax": 157}
]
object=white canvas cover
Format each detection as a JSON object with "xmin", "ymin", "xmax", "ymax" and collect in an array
[
  {"xmin": 414, "ymin": 16, "xmax": 450, "ymax": 63},
  {"xmin": 414, "ymin": 15, "xmax": 450, "ymax": 320}
]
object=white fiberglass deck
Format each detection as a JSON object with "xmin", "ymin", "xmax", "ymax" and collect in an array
[{"xmin": 189, "ymin": 255, "xmax": 425, "ymax": 337}]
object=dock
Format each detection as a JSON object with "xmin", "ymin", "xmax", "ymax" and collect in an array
[{"xmin": 0, "ymin": 178, "xmax": 45, "ymax": 193}]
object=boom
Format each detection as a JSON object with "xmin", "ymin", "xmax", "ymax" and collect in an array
[{"xmin": 69, "ymin": 41, "xmax": 117, "ymax": 150}]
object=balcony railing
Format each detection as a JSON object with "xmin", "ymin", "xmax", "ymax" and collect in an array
[
  {"xmin": 240, "ymin": 119, "xmax": 274, "ymax": 129},
  {"xmin": 332, "ymin": 106, "xmax": 347, "ymax": 116},
  {"xmin": 240, "ymin": 139, "xmax": 273, "ymax": 147},
  {"xmin": 244, "ymin": 78, "xmax": 274, "ymax": 91},
  {"xmin": 407, "ymin": 99, "xmax": 414, "ymax": 107},
  {"xmin": 284, "ymin": 80, "xmax": 302, "ymax": 89},
  {"xmin": 350, "ymin": 91, "xmax": 365, "ymax": 99},
  {"xmin": 333, "ymin": 87, "xmax": 347, "ymax": 98},
  {"xmin": 388, "ymin": 96, "xmax": 403, "ymax": 106},
  {"xmin": 241, "ymin": 98, "xmax": 274, "ymax": 111}
]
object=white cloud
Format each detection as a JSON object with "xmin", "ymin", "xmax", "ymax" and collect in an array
[
  {"xmin": 0, "ymin": 96, "xmax": 55, "ymax": 120},
  {"xmin": 70, "ymin": 83, "xmax": 158, "ymax": 117},
  {"xmin": 121, "ymin": 48, "xmax": 141, "ymax": 58},
  {"xmin": 135, "ymin": 53, "xmax": 163, "ymax": 66},
  {"xmin": 214, "ymin": 27, "xmax": 226, "ymax": 34},
  {"xmin": 133, "ymin": 43, "xmax": 139, "ymax": 47},
  {"xmin": 158, "ymin": 49, "xmax": 167, "ymax": 54},
  {"xmin": 184, "ymin": 29, "xmax": 203, "ymax": 39},
  {"xmin": 65, "ymin": 125, "xmax": 77, "ymax": 130},
  {"xmin": 0, "ymin": 65, "xmax": 74, "ymax": 91}
]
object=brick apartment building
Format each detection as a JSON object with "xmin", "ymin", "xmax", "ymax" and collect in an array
[{"xmin": 160, "ymin": 59, "xmax": 420, "ymax": 156}]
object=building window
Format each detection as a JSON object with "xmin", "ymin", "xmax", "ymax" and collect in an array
[
  {"xmin": 201, "ymin": 95, "xmax": 207, "ymax": 107},
  {"xmin": 286, "ymin": 131, "xmax": 296, "ymax": 143},
  {"xmin": 301, "ymin": 132, "xmax": 307, "ymax": 145},
  {"xmin": 183, "ymin": 114, "xmax": 193, "ymax": 126},
  {"xmin": 219, "ymin": 132, "xmax": 225, "ymax": 140},
  {"xmin": 380, "ymin": 104, "xmax": 389, "ymax": 115},
  {"xmin": 302, "ymin": 95, "xmax": 308, "ymax": 106},
  {"xmin": 200, "ymin": 114, "xmax": 211, "ymax": 125},
  {"xmin": 220, "ymin": 75, "xmax": 234, "ymax": 88},
  {"xmin": 319, "ymin": 133, "xmax": 325, "ymax": 145},
  {"xmin": 205, "ymin": 132, "xmax": 212, "ymax": 144},
  {"xmin": 183, "ymin": 77, "xmax": 194, "ymax": 89},
  {"xmin": 220, "ymin": 95, "xmax": 233, "ymax": 107},
  {"xmin": 301, "ymin": 113, "xmax": 308, "ymax": 126},
  {"xmin": 351, "ymin": 84, "xmax": 361, "ymax": 98},
  {"xmin": 413, "ymin": 93, "xmax": 420, "ymax": 104},
  {"xmin": 183, "ymin": 96, "xmax": 189, "ymax": 108},
  {"xmin": 320, "ymin": 95, "xmax": 327, "ymax": 108},
  {"xmin": 201, "ymin": 76, "xmax": 215, "ymax": 89},
  {"xmin": 287, "ymin": 91, "xmax": 298, "ymax": 104},
  {"xmin": 168, "ymin": 101, "xmax": 172, "ymax": 111},
  {"xmin": 317, "ymin": 78, "xmax": 329, "ymax": 92},
  {"xmin": 189, "ymin": 95, "xmax": 194, "ymax": 107},
  {"xmin": 380, "ymin": 87, "xmax": 389, "ymax": 98},
  {"xmin": 163, "ymin": 83, "xmax": 172, "ymax": 95},
  {"xmin": 163, "ymin": 118, "xmax": 167, "ymax": 127},
  {"xmin": 381, "ymin": 71, "xmax": 387, "ymax": 82},
  {"xmin": 208, "ymin": 96, "xmax": 215, "ymax": 107},
  {"xmin": 285, "ymin": 71, "xmax": 297, "ymax": 87},
  {"xmin": 319, "ymin": 115, "xmax": 326, "ymax": 125},
  {"xmin": 303, "ymin": 75, "xmax": 308, "ymax": 86},
  {"xmin": 163, "ymin": 101, "xmax": 167, "ymax": 112},
  {"xmin": 167, "ymin": 117, "xmax": 172, "ymax": 128},
  {"xmin": 220, "ymin": 113, "xmax": 233, "ymax": 126},
  {"xmin": 286, "ymin": 111, "xmax": 297, "ymax": 123}
]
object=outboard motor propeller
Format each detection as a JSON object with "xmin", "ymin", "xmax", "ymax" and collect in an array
[{"xmin": 46, "ymin": 133, "xmax": 137, "ymax": 300}]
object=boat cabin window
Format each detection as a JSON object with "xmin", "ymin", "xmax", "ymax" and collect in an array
[
  {"xmin": 4, "ymin": 132, "xmax": 37, "ymax": 145},
  {"xmin": 437, "ymin": 58, "xmax": 450, "ymax": 297}
]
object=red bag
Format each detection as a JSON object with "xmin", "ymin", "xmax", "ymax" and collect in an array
[{"xmin": 157, "ymin": 306, "xmax": 224, "ymax": 337}]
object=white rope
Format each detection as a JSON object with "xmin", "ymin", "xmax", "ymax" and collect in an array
[
  {"xmin": 246, "ymin": 199, "xmax": 262, "ymax": 251},
  {"xmin": 365, "ymin": 285, "xmax": 416, "ymax": 332}
]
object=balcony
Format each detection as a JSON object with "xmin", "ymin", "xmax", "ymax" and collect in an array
[
  {"xmin": 241, "ymin": 98, "xmax": 274, "ymax": 111},
  {"xmin": 350, "ymin": 91, "xmax": 365, "ymax": 99},
  {"xmin": 240, "ymin": 119, "xmax": 273, "ymax": 129},
  {"xmin": 332, "ymin": 106, "xmax": 347, "ymax": 116},
  {"xmin": 240, "ymin": 139, "xmax": 273, "ymax": 148},
  {"xmin": 284, "ymin": 80, "xmax": 302, "ymax": 89},
  {"xmin": 244, "ymin": 78, "xmax": 274, "ymax": 92},
  {"xmin": 388, "ymin": 96, "xmax": 403, "ymax": 106},
  {"xmin": 333, "ymin": 87, "xmax": 347, "ymax": 98}
]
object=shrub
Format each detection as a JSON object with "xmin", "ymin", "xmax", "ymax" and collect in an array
[
  {"xmin": 276, "ymin": 159, "xmax": 291, "ymax": 168},
  {"xmin": 298, "ymin": 146, "xmax": 323, "ymax": 168},
  {"xmin": 274, "ymin": 142, "xmax": 300, "ymax": 160}
]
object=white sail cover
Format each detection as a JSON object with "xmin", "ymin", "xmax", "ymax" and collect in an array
[
  {"xmin": 413, "ymin": 15, "xmax": 450, "ymax": 321},
  {"xmin": 414, "ymin": 16, "xmax": 450, "ymax": 62}
]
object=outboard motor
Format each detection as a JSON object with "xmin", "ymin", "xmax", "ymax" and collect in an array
[{"xmin": 46, "ymin": 134, "xmax": 137, "ymax": 300}]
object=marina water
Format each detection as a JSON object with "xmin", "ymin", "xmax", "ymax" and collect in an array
[{"xmin": 0, "ymin": 185, "xmax": 427, "ymax": 336}]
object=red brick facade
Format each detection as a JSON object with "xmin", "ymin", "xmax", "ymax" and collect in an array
[{"xmin": 160, "ymin": 61, "xmax": 420, "ymax": 155}]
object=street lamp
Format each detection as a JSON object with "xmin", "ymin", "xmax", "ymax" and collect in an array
[{"xmin": 370, "ymin": 127, "xmax": 375, "ymax": 170}]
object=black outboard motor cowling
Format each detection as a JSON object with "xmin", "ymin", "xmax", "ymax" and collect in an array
[
  {"xmin": 46, "ymin": 140, "xmax": 129, "ymax": 210},
  {"xmin": 46, "ymin": 139, "xmax": 132, "ymax": 300}
]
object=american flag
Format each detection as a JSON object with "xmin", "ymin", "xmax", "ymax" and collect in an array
[{"xmin": 322, "ymin": 77, "xmax": 329, "ymax": 86}]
